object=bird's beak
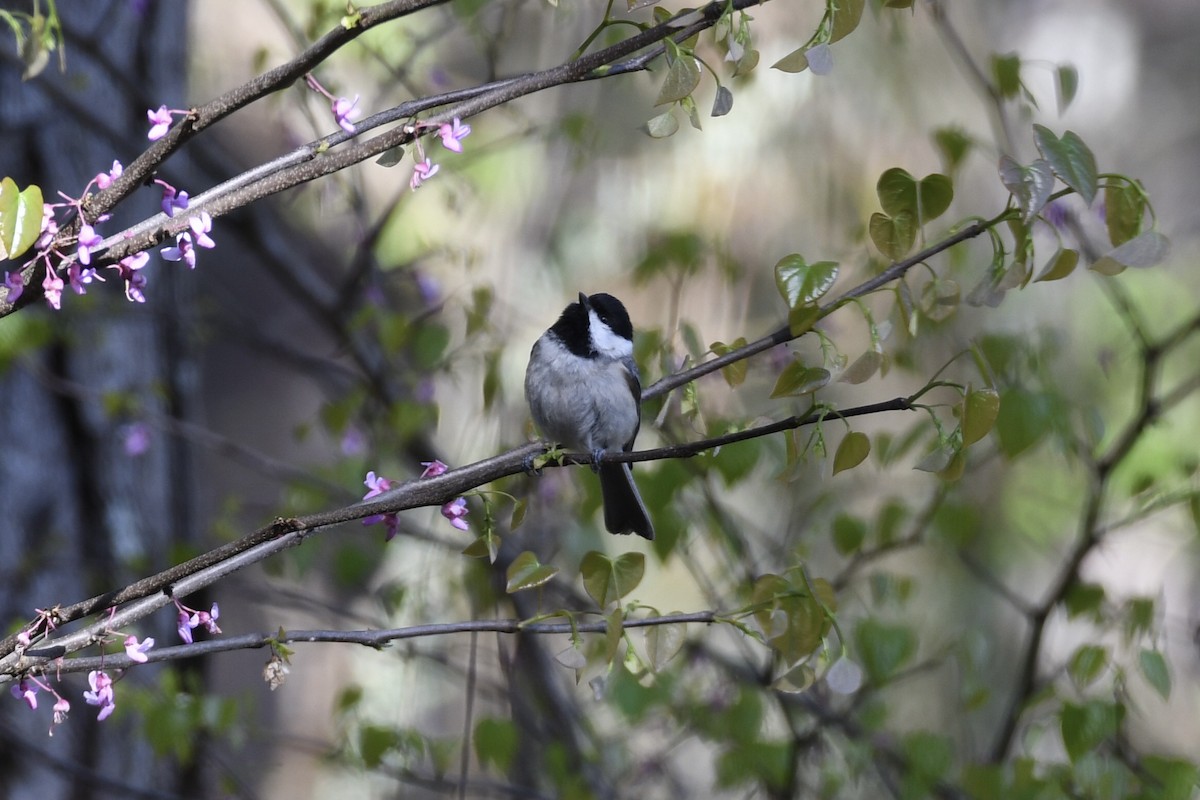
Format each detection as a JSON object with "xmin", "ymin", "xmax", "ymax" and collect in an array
[{"xmin": 578, "ymin": 292, "xmax": 589, "ymax": 309}]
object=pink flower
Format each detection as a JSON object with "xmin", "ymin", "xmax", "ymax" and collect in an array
[
  {"xmin": 158, "ymin": 180, "xmax": 189, "ymax": 217},
  {"xmin": 95, "ymin": 160, "xmax": 123, "ymax": 190},
  {"xmin": 83, "ymin": 670, "xmax": 115, "ymax": 721},
  {"xmin": 35, "ymin": 203, "xmax": 58, "ymax": 250},
  {"xmin": 195, "ymin": 604, "xmax": 221, "ymax": 635},
  {"xmin": 11, "ymin": 679, "xmax": 38, "ymax": 710},
  {"xmin": 4, "ymin": 271, "xmax": 23, "ymax": 304},
  {"xmin": 147, "ymin": 105, "xmax": 173, "ymax": 140},
  {"xmin": 51, "ymin": 695, "xmax": 70, "ymax": 732},
  {"xmin": 177, "ymin": 609, "xmax": 194, "ymax": 644},
  {"xmin": 188, "ymin": 212, "xmax": 215, "ymax": 249},
  {"xmin": 76, "ymin": 224, "xmax": 103, "ymax": 266},
  {"xmin": 68, "ymin": 264, "xmax": 99, "ymax": 295},
  {"xmin": 410, "ymin": 158, "xmax": 439, "ymax": 190},
  {"xmin": 420, "ymin": 459, "xmax": 448, "ymax": 478},
  {"xmin": 441, "ymin": 497, "xmax": 470, "ymax": 531},
  {"xmin": 437, "ymin": 118, "xmax": 471, "ymax": 153},
  {"xmin": 361, "ymin": 471, "xmax": 400, "ymax": 540},
  {"xmin": 332, "ymin": 95, "xmax": 360, "ymax": 133},
  {"xmin": 123, "ymin": 634, "xmax": 155, "ymax": 663},
  {"xmin": 42, "ymin": 268, "xmax": 63, "ymax": 310}
]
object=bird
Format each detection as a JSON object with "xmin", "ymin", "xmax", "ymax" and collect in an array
[{"xmin": 524, "ymin": 292, "xmax": 655, "ymax": 539}]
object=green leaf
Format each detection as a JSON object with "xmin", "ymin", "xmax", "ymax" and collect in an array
[
  {"xmin": 917, "ymin": 174, "xmax": 954, "ymax": 221},
  {"xmin": 644, "ymin": 619, "xmax": 685, "ymax": 671},
  {"xmin": 1064, "ymin": 582, "xmax": 1105, "ymax": 620},
  {"xmin": 994, "ymin": 388, "xmax": 1054, "ymax": 457},
  {"xmin": 1139, "ymin": 648, "xmax": 1171, "ymax": 700},
  {"xmin": 1056, "ymin": 64, "xmax": 1079, "ymax": 114},
  {"xmin": 604, "ymin": 607, "xmax": 624, "ymax": 664},
  {"xmin": 474, "ymin": 718, "xmax": 519, "ymax": 772},
  {"xmin": 462, "ymin": 532, "xmax": 500, "ymax": 563},
  {"xmin": 1034, "ymin": 247, "xmax": 1079, "ymax": 282},
  {"xmin": 645, "ymin": 111, "xmax": 678, "ymax": 138},
  {"xmin": 0, "ymin": 178, "xmax": 44, "ymax": 261},
  {"xmin": 1032, "ymin": 125, "xmax": 1098, "ymax": 205},
  {"xmin": 711, "ymin": 85, "xmax": 733, "ymax": 117},
  {"xmin": 841, "ymin": 349, "xmax": 882, "ymax": 384},
  {"xmin": 832, "ymin": 514, "xmax": 866, "ymax": 555},
  {"xmin": 877, "ymin": 168, "xmax": 919, "ymax": 217},
  {"xmin": 833, "ymin": 431, "xmax": 870, "ymax": 475},
  {"xmin": 787, "ymin": 305, "xmax": 822, "ymax": 336},
  {"xmin": 656, "ymin": 54, "xmax": 701, "ymax": 105},
  {"xmin": 991, "ymin": 52, "xmax": 1021, "ymax": 99},
  {"xmin": 933, "ymin": 127, "xmax": 972, "ymax": 174},
  {"xmin": 869, "ymin": 211, "xmax": 916, "ymax": 260},
  {"xmin": 771, "ymin": 46, "xmax": 809, "ymax": 74},
  {"xmin": 961, "ymin": 387, "xmax": 1000, "ymax": 446},
  {"xmin": 1068, "ymin": 644, "xmax": 1108, "ymax": 689},
  {"xmin": 751, "ymin": 573, "xmax": 829, "ymax": 665},
  {"xmin": 1060, "ymin": 701, "xmax": 1121, "ymax": 763},
  {"xmin": 1091, "ymin": 230, "xmax": 1169, "ymax": 275},
  {"xmin": 773, "ymin": 254, "xmax": 839, "ymax": 309},
  {"xmin": 1104, "ymin": 182, "xmax": 1145, "ymax": 246},
  {"xmin": 580, "ymin": 551, "xmax": 645, "ymax": 607},
  {"xmin": 854, "ymin": 619, "xmax": 916, "ymax": 684},
  {"xmin": 829, "ymin": 0, "xmax": 865, "ymax": 42},
  {"xmin": 770, "ymin": 362, "xmax": 830, "ymax": 398},
  {"xmin": 711, "ymin": 338, "xmax": 748, "ymax": 386},
  {"xmin": 999, "ymin": 157, "xmax": 1054, "ymax": 224},
  {"xmin": 359, "ymin": 724, "xmax": 402, "ymax": 768},
  {"xmin": 505, "ymin": 550, "xmax": 560, "ymax": 593}
]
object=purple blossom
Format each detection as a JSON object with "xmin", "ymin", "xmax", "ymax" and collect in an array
[
  {"xmin": 35, "ymin": 205, "xmax": 58, "ymax": 250},
  {"xmin": 42, "ymin": 268, "xmax": 63, "ymax": 310},
  {"xmin": 76, "ymin": 224, "xmax": 103, "ymax": 266},
  {"xmin": 437, "ymin": 118, "xmax": 471, "ymax": 153},
  {"xmin": 158, "ymin": 181, "xmax": 189, "ymax": 217},
  {"xmin": 441, "ymin": 497, "xmax": 470, "ymax": 531},
  {"xmin": 161, "ymin": 234, "xmax": 195, "ymax": 268},
  {"xmin": 95, "ymin": 160, "xmax": 123, "ymax": 190},
  {"xmin": 114, "ymin": 252, "xmax": 150, "ymax": 303},
  {"xmin": 420, "ymin": 459, "xmax": 448, "ymax": 478},
  {"xmin": 4, "ymin": 271, "xmax": 23, "ymax": 303},
  {"xmin": 195, "ymin": 604, "xmax": 221, "ymax": 635},
  {"xmin": 83, "ymin": 670, "xmax": 115, "ymax": 721},
  {"xmin": 122, "ymin": 422, "xmax": 151, "ymax": 456},
  {"xmin": 147, "ymin": 105, "xmax": 174, "ymax": 140},
  {"xmin": 123, "ymin": 634, "xmax": 154, "ymax": 663},
  {"xmin": 68, "ymin": 263, "xmax": 99, "ymax": 295},
  {"xmin": 11, "ymin": 679, "xmax": 38, "ymax": 710},
  {"xmin": 410, "ymin": 158, "xmax": 439, "ymax": 190},
  {"xmin": 332, "ymin": 95, "xmax": 360, "ymax": 133},
  {"xmin": 361, "ymin": 471, "xmax": 400, "ymax": 540},
  {"xmin": 177, "ymin": 609, "xmax": 194, "ymax": 644},
  {"xmin": 340, "ymin": 426, "xmax": 366, "ymax": 456},
  {"xmin": 126, "ymin": 271, "xmax": 147, "ymax": 303},
  {"xmin": 188, "ymin": 212, "xmax": 215, "ymax": 249},
  {"xmin": 362, "ymin": 471, "xmax": 392, "ymax": 502}
]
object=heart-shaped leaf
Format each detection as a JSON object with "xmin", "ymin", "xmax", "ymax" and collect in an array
[
  {"xmin": 877, "ymin": 168, "xmax": 918, "ymax": 218},
  {"xmin": 774, "ymin": 255, "xmax": 839, "ymax": 309},
  {"xmin": 833, "ymin": 431, "xmax": 870, "ymax": 474},
  {"xmin": 655, "ymin": 54, "xmax": 701, "ymax": 106},
  {"xmin": 999, "ymin": 156, "xmax": 1054, "ymax": 224},
  {"xmin": 581, "ymin": 551, "xmax": 645, "ymax": 607},
  {"xmin": 1033, "ymin": 125, "xmax": 1098, "ymax": 205},
  {"xmin": 506, "ymin": 550, "xmax": 560, "ymax": 593},
  {"xmin": 645, "ymin": 111, "xmax": 678, "ymax": 139},
  {"xmin": 0, "ymin": 178, "xmax": 44, "ymax": 261},
  {"xmin": 869, "ymin": 211, "xmax": 916, "ymax": 260},
  {"xmin": 771, "ymin": 46, "xmax": 809, "ymax": 74},
  {"xmin": 1091, "ymin": 230, "xmax": 1170, "ymax": 275},
  {"xmin": 770, "ymin": 362, "xmax": 831, "ymax": 398},
  {"xmin": 644, "ymin": 620, "xmax": 685, "ymax": 671},
  {"xmin": 829, "ymin": 0, "xmax": 865, "ymax": 43}
]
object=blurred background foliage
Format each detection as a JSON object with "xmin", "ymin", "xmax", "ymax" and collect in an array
[{"xmin": 1, "ymin": 0, "xmax": 1199, "ymax": 797}]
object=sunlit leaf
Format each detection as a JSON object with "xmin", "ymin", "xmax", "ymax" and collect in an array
[
  {"xmin": 833, "ymin": 431, "xmax": 870, "ymax": 474},
  {"xmin": 961, "ymin": 387, "xmax": 1000, "ymax": 446},
  {"xmin": 774, "ymin": 254, "xmax": 839, "ymax": 309},
  {"xmin": 0, "ymin": 178, "xmax": 44, "ymax": 261},
  {"xmin": 999, "ymin": 156, "xmax": 1054, "ymax": 224},
  {"xmin": 505, "ymin": 550, "xmax": 560, "ymax": 593},
  {"xmin": 1032, "ymin": 125, "xmax": 1098, "ymax": 205}
]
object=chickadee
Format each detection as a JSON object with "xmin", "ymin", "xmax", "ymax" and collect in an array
[{"xmin": 524, "ymin": 292, "xmax": 655, "ymax": 540}]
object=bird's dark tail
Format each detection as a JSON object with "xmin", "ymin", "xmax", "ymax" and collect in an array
[{"xmin": 598, "ymin": 463, "xmax": 654, "ymax": 540}]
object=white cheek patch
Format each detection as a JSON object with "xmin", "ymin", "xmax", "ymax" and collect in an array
[{"xmin": 588, "ymin": 309, "xmax": 633, "ymax": 358}]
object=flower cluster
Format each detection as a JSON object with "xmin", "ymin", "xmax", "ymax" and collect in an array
[
  {"xmin": 175, "ymin": 600, "xmax": 222, "ymax": 644},
  {"xmin": 409, "ymin": 117, "xmax": 472, "ymax": 191},
  {"xmin": 361, "ymin": 460, "xmax": 471, "ymax": 541},
  {"xmin": 2, "ymin": 155, "xmax": 217, "ymax": 312}
]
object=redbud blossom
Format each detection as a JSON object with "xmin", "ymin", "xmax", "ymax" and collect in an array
[
  {"xmin": 437, "ymin": 118, "xmax": 471, "ymax": 153},
  {"xmin": 4, "ymin": 271, "xmax": 23, "ymax": 303},
  {"xmin": 76, "ymin": 224, "xmax": 103, "ymax": 266},
  {"xmin": 441, "ymin": 497, "xmax": 470, "ymax": 531},
  {"xmin": 147, "ymin": 105, "xmax": 173, "ymax": 140},
  {"xmin": 95, "ymin": 160, "xmax": 123, "ymax": 190},
  {"xmin": 410, "ymin": 158, "xmax": 439, "ymax": 190},
  {"xmin": 123, "ymin": 635, "xmax": 155, "ymax": 663},
  {"xmin": 11, "ymin": 679, "xmax": 38, "ymax": 710},
  {"xmin": 42, "ymin": 269, "xmax": 63, "ymax": 310},
  {"xmin": 332, "ymin": 95, "xmax": 360, "ymax": 133},
  {"xmin": 83, "ymin": 670, "xmax": 115, "ymax": 721},
  {"xmin": 420, "ymin": 459, "xmax": 449, "ymax": 478}
]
